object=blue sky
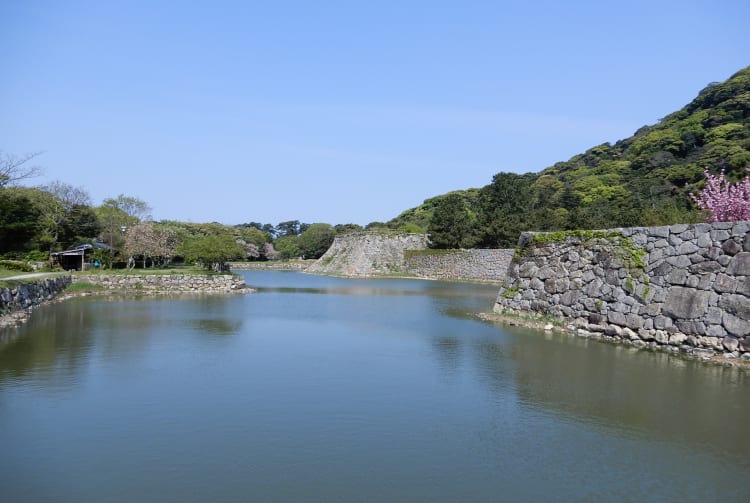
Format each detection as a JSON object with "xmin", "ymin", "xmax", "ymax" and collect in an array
[{"xmin": 1, "ymin": 1, "xmax": 748, "ymax": 226}]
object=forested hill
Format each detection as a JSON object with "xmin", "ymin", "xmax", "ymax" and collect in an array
[{"xmin": 389, "ymin": 65, "xmax": 750, "ymax": 248}]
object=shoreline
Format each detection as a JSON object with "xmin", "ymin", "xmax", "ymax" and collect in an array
[
  {"xmin": 0, "ymin": 283, "xmax": 255, "ymax": 329},
  {"xmin": 478, "ymin": 311, "xmax": 750, "ymax": 371}
]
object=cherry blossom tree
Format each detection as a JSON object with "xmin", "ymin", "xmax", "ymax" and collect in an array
[{"xmin": 689, "ymin": 167, "xmax": 750, "ymax": 222}]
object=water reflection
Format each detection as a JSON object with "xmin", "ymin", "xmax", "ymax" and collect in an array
[
  {"xmin": 0, "ymin": 301, "xmax": 95, "ymax": 386},
  {"xmin": 487, "ymin": 323, "xmax": 750, "ymax": 464},
  {"xmin": 0, "ymin": 271, "xmax": 748, "ymax": 501}
]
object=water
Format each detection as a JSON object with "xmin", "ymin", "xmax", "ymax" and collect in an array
[{"xmin": 1, "ymin": 271, "xmax": 748, "ymax": 502}]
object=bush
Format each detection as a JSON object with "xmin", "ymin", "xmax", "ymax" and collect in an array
[{"xmin": 0, "ymin": 259, "xmax": 33, "ymax": 272}]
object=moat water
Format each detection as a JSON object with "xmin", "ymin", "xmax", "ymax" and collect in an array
[{"xmin": 1, "ymin": 271, "xmax": 748, "ymax": 501}]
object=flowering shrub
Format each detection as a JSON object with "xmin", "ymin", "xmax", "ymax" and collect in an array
[{"xmin": 689, "ymin": 167, "xmax": 750, "ymax": 222}]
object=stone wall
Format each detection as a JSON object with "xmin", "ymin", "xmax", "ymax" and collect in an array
[
  {"xmin": 404, "ymin": 249, "xmax": 514, "ymax": 282},
  {"xmin": 74, "ymin": 273, "xmax": 247, "ymax": 292},
  {"xmin": 306, "ymin": 232, "xmax": 429, "ymax": 276},
  {"xmin": 494, "ymin": 222, "xmax": 750, "ymax": 359},
  {"xmin": 0, "ymin": 276, "xmax": 72, "ymax": 316}
]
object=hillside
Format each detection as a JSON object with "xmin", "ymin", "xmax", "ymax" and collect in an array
[{"xmin": 389, "ymin": 66, "xmax": 750, "ymax": 247}]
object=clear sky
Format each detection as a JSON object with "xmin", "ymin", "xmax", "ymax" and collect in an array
[{"xmin": 1, "ymin": 1, "xmax": 748, "ymax": 226}]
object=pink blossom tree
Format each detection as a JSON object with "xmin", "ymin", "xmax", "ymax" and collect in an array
[{"xmin": 689, "ymin": 167, "xmax": 750, "ymax": 222}]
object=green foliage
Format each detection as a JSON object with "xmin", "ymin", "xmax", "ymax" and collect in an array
[
  {"xmin": 0, "ymin": 259, "xmax": 33, "ymax": 272},
  {"xmin": 503, "ymin": 286, "xmax": 519, "ymax": 299},
  {"xmin": 177, "ymin": 234, "xmax": 246, "ymax": 271},
  {"xmin": 273, "ymin": 235, "xmax": 301, "ymax": 260},
  {"xmin": 297, "ymin": 223, "xmax": 336, "ymax": 259},
  {"xmin": 0, "ymin": 188, "xmax": 40, "ymax": 253},
  {"xmin": 427, "ymin": 192, "xmax": 480, "ymax": 249}
]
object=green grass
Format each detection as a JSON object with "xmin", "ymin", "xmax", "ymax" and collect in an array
[{"xmin": 64, "ymin": 281, "xmax": 105, "ymax": 293}]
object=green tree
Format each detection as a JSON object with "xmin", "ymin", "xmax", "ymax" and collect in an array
[
  {"xmin": 275, "ymin": 220, "xmax": 301, "ymax": 237},
  {"xmin": 178, "ymin": 234, "xmax": 245, "ymax": 271},
  {"xmin": 478, "ymin": 172, "xmax": 535, "ymax": 247},
  {"xmin": 298, "ymin": 223, "xmax": 336, "ymax": 258},
  {"xmin": 274, "ymin": 235, "xmax": 301, "ymax": 260},
  {"xmin": 0, "ymin": 188, "xmax": 41, "ymax": 254},
  {"xmin": 428, "ymin": 193, "xmax": 478, "ymax": 248}
]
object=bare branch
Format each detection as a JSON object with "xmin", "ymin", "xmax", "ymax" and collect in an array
[{"xmin": 0, "ymin": 150, "xmax": 44, "ymax": 186}]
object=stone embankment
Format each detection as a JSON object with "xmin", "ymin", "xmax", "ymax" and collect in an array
[
  {"xmin": 307, "ymin": 232, "xmax": 429, "ymax": 276},
  {"xmin": 0, "ymin": 276, "xmax": 72, "ymax": 326},
  {"xmin": 404, "ymin": 249, "xmax": 514, "ymax": 282},
  {"xmin": 229, "ymin": 260, "xmax": 315, "ymax": 271},
  {"xmin": 494, "ymin": 222, "xmax": 750, "ymax": 360},
  {"xmin": 74, "ymin": 273, "xmax": 247, "ymax": 292}
]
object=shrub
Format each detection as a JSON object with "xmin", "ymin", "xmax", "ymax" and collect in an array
[{"xmin": 0, "ymin": 259, "xmax": 33, "ymax": 272}]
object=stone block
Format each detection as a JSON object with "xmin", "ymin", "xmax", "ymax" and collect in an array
[
  {"xmin": 688, "ymin": 253, "xmax": 705, "ymax": 264},
  {"xmin": 560, "ymin": 290, "xmax": 583, "ymax": 306},
  {"xmin": 707, "ymin": 246, "xmax": 722, "ymax": 260},
  {"xmin": 626, "ymin": 314, "xmax": 644, "ymax": 330},
  {"xmin": 669, "ymin": 332, "xmax": 687, "ymax": 345},
  {"xmin": 669, "ymin": 224, "xmax": 689, "ymax": 234},
  {"xmin": 731, "ymin": 221, "xmax": 750, "ymax": 235},
  {"xmin": 650, "ymin": 226, "xmax": 670, "ymax": 238},
  {"xmin": 723, "ymin": 312, "xmax": 750, "ymax": 337},
  {"xmin": 638, "ymin": 329, "xmax": 655, "ymax": 341},
  {"xmin": 722, "ymin": 239, "xmax": 742, "ymax": 256},
  {"xmin": 717, "ymin": 255, "xmax": 731, "ymax": 267},
  {"xmin": 654, "ymin": 315, "xmax": 673, "ymax": 329},
  {"xmin": 718, "ymin": 293, "xmax": 750, "ymax": 319},
  {"xmin": 608, "ymin": 311, "xmax": 627, "ymax": 326},
  {"xmin": 706, "ymin": 324, "xmax": 726, "ymax": 337},
  {"xmin": 711, "ymin": 230, "xmax": 731, "ymax": 242},
  {"xmin": 677, "ymin": 242, "xmax": 699, "ymax": 255},
  {"xmin": 666, "ymin": 256, "xmax": 692, "ymax": 268},
  {"xmin": 622, "ymin": 327, "xmax": 639, "ymax": 340},
  {"xmin": 662, "ymin": 287, "xmax": 710, "ymax": 319},
  {"xmin": 667, "ymin": 268, "xmax": 688, "ymax": 285},
  {"xmin": 722, "ymin": 335, "xmax": 739, "ymax": 352},
  {"xmin": 713, "ymin": 274, "xmax": 737, "ymax": 293},
  {"xmin": 518, "ymin": 262, "xmax": 539, "ymax": 278},
  {"xmin": 648, "ymin": 260, "xmax": 672, "ymax": 276},
  {"xmin": 676, "ymin": 320, "xmax": 706, "ymax": 335},
  {"xmin": 737, "ymin": 277, "xmax": 750, "ymax": 296},
  {"xmin": 696, "ymin": 233, "xmax": 713, "ymax": 248},
  {"xmin": 726, "ymin": 252, "xmax": 750, "ymax": 276}
]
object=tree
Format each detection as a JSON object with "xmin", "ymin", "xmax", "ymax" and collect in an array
[
  {"xmin": 102, "ymin": 194, "xmax": 152, "ymax": 224},
  {"xmin": 298, "ymin": 223, "xmax": 335, "ymax": 258},
  {"xmin": 0, "ymin": 189, "xmax": 41, "ymax": 254},
  {"xmin": 428, "ymin": 193, "xmax": 478, "ymax": 248},
  {"xmin": 334, "ymin": 223, "xmax": 363, "ymax": 234},
  {"xmin": 275, "ymin": 220, "xmax": 301, "ymax": 237},
  {"xmin": 274, "ymin": 235, "xmax": 301, "ymax": 260},
  {"xmin": 178, "ymin": 234, "xmax": 245, "ymax": 271},
  {"xmin": 124, "ymin": 222, "xmax": 178, "ymax": 268},
  {"xmin": 32, "ymin": 181, "xmax": 92, "ymax": 253},
  {"xmin": 0, "ymin": 150, "xmax": 43, "ymax": 187},
  {"xmin": 689, "ymin": 167, "xmax": 750, "ymax": 221},
  {"xmin": 478, "ymin": 172, "xmax": 535, "ymax": 247},
  {"xmin": 124, "ymin": 222, "xmax": 156, "ymax": 269}
]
